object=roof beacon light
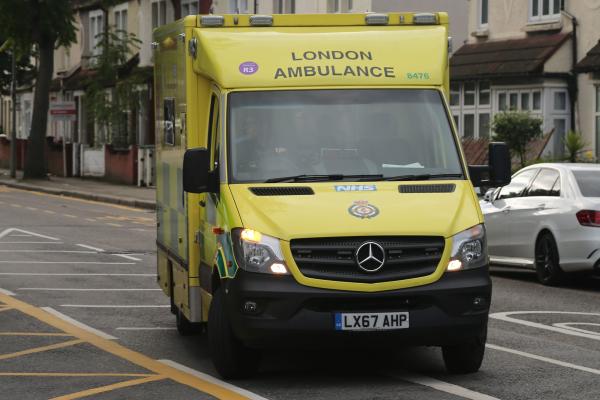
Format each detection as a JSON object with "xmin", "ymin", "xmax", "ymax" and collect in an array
[
  {"xmin": 413, "ymin": 13, "xmax": 438, "ymax": 25},
  {"xmin": 365, "ymin": 13, "xmax": 389, "ymax": 26},
  {"xmin": 200, "ymin": 15, "xmax": 224, "ymax": 27},
  {"xmin": 250, "ymin": 15, "xmax": 273, "ymax": 26}
]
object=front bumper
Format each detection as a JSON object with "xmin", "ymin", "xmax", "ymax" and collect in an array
[{"xmin": 224, "ymin": 267, "xmax": 491, "ymax": 348}]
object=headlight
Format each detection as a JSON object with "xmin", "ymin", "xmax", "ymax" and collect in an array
[
  {"xmin": 446, "ymin": 224, "xmax": 488, "ymax": 272},
  {"xmin": 231, "ymin": 228, "xmax": 289, "ymax": 275}
]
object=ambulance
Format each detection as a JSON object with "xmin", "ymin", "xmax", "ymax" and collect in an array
[{"xmin": 152, "ymin": 12, "xmax": 511, "ymax": 378}]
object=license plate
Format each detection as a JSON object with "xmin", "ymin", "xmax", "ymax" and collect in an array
[{"xmin": 334, "ymin": 312, "xmax": 409, "ymax": 331}]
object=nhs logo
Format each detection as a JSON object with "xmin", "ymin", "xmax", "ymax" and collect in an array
[{"xmin": 335, "ymin": 185, "xmax": 377, "ymax": 192}]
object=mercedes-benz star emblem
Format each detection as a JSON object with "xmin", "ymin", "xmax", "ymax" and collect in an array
[{"xmin": 355, "ymin": 241, "xmax": 386, "ymax": 273}]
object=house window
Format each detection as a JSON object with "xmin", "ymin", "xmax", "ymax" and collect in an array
[
  {"xmin": 479, "ymin": 113, "xmax": 491, "ymax": 138},
  {"xmin": 181, "ymin": 0, "xmax": 198, "ymax": 15},
  {"xmin": 521, "ymin": 92, "xmax": 531, "ymax": 110},
  {"xmin": 450, "ymin": 81, "xmax": 491, "ymax": 139},
  {"xmin": 464, "ymin": 82, "xmax": 476, "ymax": 106},
  {"xmin": 553, "ymin": 118, "xmax": 567, "ymax": 157},
  {"xmin": 152, "ymin": 0, "xmax": 167, "ymax": 29},
  {"xmin": 89, "ymin": 10, "xmax": 104, "ymax": 57},
  {"xmin": 274, "ymin": 0, "xmax": 295, "ymax": 13},
  {"xmin": 450, "ymin": 82, "xmax": 460, "ymax": 106},
  {"xmin": 479, "ymin": 0, "xmax": 489, "ymax": 27},
  {"xmin": 498, "ymin": 93, "xmax": 507, "ymax": 111},
  {"xmin": 464, "ymin": 114, "xmax": 475, "ymax": 138},
  {"xmin": 532, "ymin": 91, "xmax": 542, "ymax": 110},
  {"xmin": 509, "ymin": 93, "xmax": 519, "ymax": 110},
  {"xmin": 553, "ymin": 90, "xmax": 567, "ymax": 111},
  {"xmin": 530, "ymin": 0, "xmax": 564, "ymax": 22},
  {"xmin": 230, "ymin": 0, "xmax": 249, "ymax": 13},
  {"xmin": 114, "ymin": 4, "xmax": 127, "ymax": 38},
  {"xmin": 329, "ymin": 0, "xmax": 351, "ymax": 13},
  {"xmin": 479, "ymin": 81, "xmax": 490, "ymax": 105}
]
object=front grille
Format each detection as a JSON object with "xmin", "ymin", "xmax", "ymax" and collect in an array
[
  {"xmin": 290, "ymin": 236, "xmax": 445, "ymax": 283},
  {"xmin": 249, "ymin": 186, "xmax": 314, "ymax": 196},
  {"xmin": 399, "ymin": 184, "xmax": 456, "ymax": 193}
]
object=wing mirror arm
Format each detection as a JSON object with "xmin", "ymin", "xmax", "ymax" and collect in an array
[{"xmin": 468, "ymin": 142, "xmax": 512, "ymax": 188}]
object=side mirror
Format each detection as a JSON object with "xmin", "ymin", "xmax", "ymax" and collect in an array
[
  {"xmin": 483, "ymin": 188, "xmax": 495, "ymax": 202},
  {"xmin": 468, "ymin": 142, "xmax": 511, "ymax": 188},
  {"xmin": 183, "ymin": 148, "xmax": 216, "ymax": 193}
]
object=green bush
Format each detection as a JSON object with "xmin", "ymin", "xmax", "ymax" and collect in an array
[
  {"xmin": 492, "ymin": 110, "xmax": 542, "ymax": 168},
  {"xmin": 563, "ymin": 130, "xmax": 587, "ymax": 163}
]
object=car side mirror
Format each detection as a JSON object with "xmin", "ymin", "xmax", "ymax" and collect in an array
[
  {"xmin": 183, "ymin": 148, "xmax": 217, "ymax": 193},
  {"xmin": 483, "ymin": 188, "xmax": 495, "ymax": 202},
  {"xmin": 469, "ymin": 142, "xmax": 512, "ymax": 188}
]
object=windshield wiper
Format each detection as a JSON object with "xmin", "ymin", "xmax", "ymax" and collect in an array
[
  {"xmin": 265, "ymin": 174, "xmax": 383, "ymax": 183},
  {"xmin": 380, "ymin": 173, "xmax": 464, "ymax": 181}
]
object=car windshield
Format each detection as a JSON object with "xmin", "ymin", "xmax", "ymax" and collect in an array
[
  {"xmin": 227, "ymin": 89, "xmax": 463, "ymax": 183},
  {"xmin": 573, "ymin": 170, "xmax": 600, "ymax": 197}
]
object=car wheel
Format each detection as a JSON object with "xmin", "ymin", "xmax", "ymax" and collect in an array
[
  {"xmin": 442, "ymin": 325, "xmax": 487, "ymax": 374},
  {"xmin": 535, "ymin": 233, "xmax": 564, "ymax": 286},
  {"xmin": 208, "ymin": 287, "xmax": 260, "ymax": 379}
]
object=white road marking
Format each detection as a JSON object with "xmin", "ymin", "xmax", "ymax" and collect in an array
[
  {"xmin": 0, "ymin": 242, "xmax": 64, "ymax": 244},
  {"xmin": 0, "ymin": 250, "xmax": 96, "ymax": 253},
  {"xmin": 19, "ymin": 288, "xmax": 161, "ymax": 291},
  {"xmin": 41, "ymin": 307, "xmax": 117, "ymax": 340},
  {"xmin": 159, "ymin": 359, "xmax": 270, "ymax": 400},
  {"xmin": 0, "ymin": 261, "xmax": 135, "ymax": 265},
  {"xmin": 0, "ymin": 228, "xmax": 60, "ymax": 241},
  {"xmin": 61, "ymin": 305, "xmax": 170, "ymax": 308},
  {"xmin": 487, "ymin": 343, "xmax": 600, "ymax": 376},
  {"xmin": 394, "ymin": 373, "xmax": 500, "ymax": 400},
  {"xmin": 76, "ymin": 244, "xmax": 105, "ymax": 252},
  {"xmin": 0, "ymin": 288, "xmax": 16, "ymax": 296},
  {"xmin": 113, "ymin": 254, "xmax": 142, "ymax": 261},
  {"xmin": 8, "ymin": 234, "xmax": 33, "ymax": 237},
  {"xmin": 0, "ymin": 273, "xmax": 154, "ymax": 276},
  {"xmin": 490, "ymin": 311, "xmax": 600, "ymax": 341},
  {"xmin": 116, "ymin": 327, "xmax": 177, "ymax": 331},
  {"xmin": 552, "ymin": 323, "xmax": 600, "ymax": 337}
]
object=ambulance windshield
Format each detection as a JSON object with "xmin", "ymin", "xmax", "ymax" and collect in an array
[{"xmin": 228, "ymin": 89, "xmax": 463, "ymax": 183}]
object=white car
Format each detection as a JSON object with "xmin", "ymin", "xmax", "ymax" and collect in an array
[{"xmin": 480, "ymin": 163, "xmax": 600, "ymax": 285}]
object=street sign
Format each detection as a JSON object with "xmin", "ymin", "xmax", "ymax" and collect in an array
[{"xmin": 49, "ymin": 101, "xmax": 76, "ymax": 122}]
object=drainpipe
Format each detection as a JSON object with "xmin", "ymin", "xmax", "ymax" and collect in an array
[{"xmin": 563, "ymin": 10, "xmax": 578, "ymax": 132}]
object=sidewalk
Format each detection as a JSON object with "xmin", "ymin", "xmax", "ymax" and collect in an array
[{"xmin": 0, "ymin": 169, "xmax": 155, "ymax": 210}]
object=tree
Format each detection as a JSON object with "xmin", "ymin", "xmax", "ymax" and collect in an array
[
  {"xmin": 84, "ymin": 26, "xmax": 142, "ymax": 148},
  {"xmin": 0, "ymin": 39, "xmax": 34, "ymax": 97},
  {"xmin": 492, "ymin": 110, "xmax": 543, "ymax": 168},
  {"xmin": 0, "ymin": 0, "xmax": 76, "ymax": 179}
]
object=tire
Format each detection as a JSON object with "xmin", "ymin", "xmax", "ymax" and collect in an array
[
  {"xmin": 535, "ymin": 233, "xmax": 564, "ymax": 286},
  {"xmin": 442, "ymin": 325, "xmax": 487, "ymax": 374},
  {"xmin": 208, "ymin": 287, "xmax": 260, "ymax": 379}
]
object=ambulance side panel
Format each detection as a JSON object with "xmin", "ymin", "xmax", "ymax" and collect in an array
[{"xmin": 153, "ymin": 21, "xmax": 190, "ymax": 316}]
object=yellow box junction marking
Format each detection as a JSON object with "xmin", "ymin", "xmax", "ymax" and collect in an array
[
  {"xmin": 49, "ymin": 375, "xmax": 167, "ymax": 400},
  {"xmin": 0, "ymin": 339, "xmax": 84, "ymax": 361},
  {"xmin": 0, "ymin": 332, "xmax": 73, "ymax": 337},
  {"xmin": 0, "ymin": 293, "xmax": 254, "ymax": 400}
]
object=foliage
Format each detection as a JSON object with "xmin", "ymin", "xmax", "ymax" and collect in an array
[
  {"xmin": 563, "ymin": 130, "xmax": 587, "ymax": 163},
  {"xmin": 0, "ymin": 0, "xmax": 77, "ymax": 178},
  {"xmin": 84, "ymin": 27, "xmax": 142, "ymax": 148},
  {"xmin": 492, "ymin": 110, "xmax": 543, "ymax": 168},
  {"xmin": 0, "ymin": 39, "xmax": 35, "ymax": 96}
]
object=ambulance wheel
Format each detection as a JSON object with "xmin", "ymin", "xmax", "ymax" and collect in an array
[
  {"xmin": 208, "ymin": 287, "xmax": 260, "ymax": 379},
  {"xmin": 442, "ymin": 326, "xmax": 487, "ymax": 374}
]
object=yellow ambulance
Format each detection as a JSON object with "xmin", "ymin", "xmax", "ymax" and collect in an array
[{"xmin": 153, "ymin": 12, "xmax": 511, "ymax": 378}]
